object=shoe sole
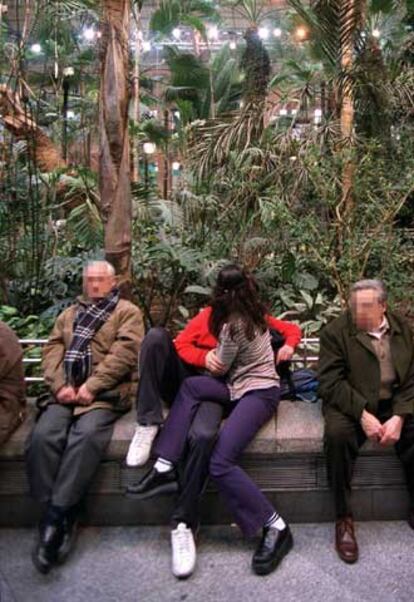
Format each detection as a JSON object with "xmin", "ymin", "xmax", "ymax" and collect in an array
[
  {"xmin": 172, "ymin": 569, "xmax": 195, "ymax": 580},
  {"xmin": 126, "ymin": 481, "xmax": 179, "ymax": 500},
  {"xmin": 252, "ymin": 531, "xmax": 294, "ymax": 576},
  {"xmin": 336, "ymin": 547, "xmax": 359, "ymax": 564}
]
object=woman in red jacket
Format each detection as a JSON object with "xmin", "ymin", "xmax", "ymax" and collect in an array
[
  {"xmin": 127, "ymin": 265, "xmax": 300, "ymax": 579},
  {"xmin": 126, "ymin": 281, "xmax": 301, "ymax": 467}
]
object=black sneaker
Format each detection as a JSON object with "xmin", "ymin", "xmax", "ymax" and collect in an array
[
  {"xmin": 126, "ymin": 467, "xmax": 179, "ymax": 500},
  {"xmin": 252, "ymin": 525, "xmax": 293, "ymax": 576}
]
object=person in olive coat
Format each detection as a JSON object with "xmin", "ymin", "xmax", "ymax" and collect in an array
[{"xmin": 318, "ymin": 279, "xmax": 414, "ymax": 564}]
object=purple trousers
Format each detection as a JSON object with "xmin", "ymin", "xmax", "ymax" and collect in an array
[{"xmin": 154, "ymin": 375, "xmax": 280, "ymax": 537}]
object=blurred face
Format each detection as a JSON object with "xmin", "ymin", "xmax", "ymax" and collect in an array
[
  {"xmin": 83, "ymin": 264, "xmax": 116, "ymax": 301},
  {"xmin": 351, "ymin": 288, "xmax": 386, "ymax": 332}
]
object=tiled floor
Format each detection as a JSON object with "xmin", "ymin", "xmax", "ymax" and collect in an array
[{"xmin": 1, "ymin": 522, "xmax": 413, "ymax": 602}]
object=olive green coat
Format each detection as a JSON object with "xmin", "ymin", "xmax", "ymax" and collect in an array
[
  {"xmin": 43, "ymin": 298, "xmax": 144, "ymax": 415},
  {"xmin": 318, "ymin": 310, "xmax": 414, "ymax": 421}
]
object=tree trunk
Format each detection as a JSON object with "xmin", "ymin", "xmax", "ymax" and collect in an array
[
  {"xmin": 340, "ymin": 0, "xmax": 356, "ymax": 216},
  {"xmin": 0, "ymin": 84, "xmax": 65, "ymax": 171},
  {"xmin": 130, "ymin": 3, "xmax": 141, "ymax": 183},
  {"xmin": 99, "ymin": 0, "xmax": 132, "ymax": 295}
]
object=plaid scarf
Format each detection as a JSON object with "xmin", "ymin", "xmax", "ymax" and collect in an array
[{"xmin": 64, "ymin": 288, "xmax": 120, "ymax": 387}]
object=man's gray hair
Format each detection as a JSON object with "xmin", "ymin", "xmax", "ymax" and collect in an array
[
  {"xmin": 350, "ymin": 279, "xmax": 387, "ymax": 303},
  {"xmin": 83, "ymin": 260, "xmax": 116, "ymax": 277}
]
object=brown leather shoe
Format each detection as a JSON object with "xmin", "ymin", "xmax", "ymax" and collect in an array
[{"xmin": 335, "ymin": 517, "xmax": 358, "ymax": 564}]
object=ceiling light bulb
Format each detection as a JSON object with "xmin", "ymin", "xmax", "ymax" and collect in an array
[
  {"xmin": 83, "ymin": 27, "xmax": 96, "ymax": 41},
  {"xmin": 143, "ymin": 142, "xmax": 156, "ymax": 155},
  {"xmin": 295, "ymin": 26, "xmax": 308, "ymax": 40},
  {"xmin": 207, "ymin": 25, "xmax": 219, "ymax": 41},
  {"xmin": 258, "ymin": 27, "xmax": 269, "ymax": 40}
]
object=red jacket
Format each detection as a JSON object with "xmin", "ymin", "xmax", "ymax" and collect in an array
[{"xmin": 174, "ymin": 307, "xmax": 302, "ymax": 368}]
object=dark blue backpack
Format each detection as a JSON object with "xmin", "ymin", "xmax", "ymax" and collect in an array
[
  {"xmin": 269, "ymin": 328, "xmax": 319, "ymax": 402},
  {"xmin": 280, "ymin": 368, "xmax": 319, "ymax": 403}
]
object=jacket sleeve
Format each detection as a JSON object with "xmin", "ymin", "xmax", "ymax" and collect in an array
[
  {"xmin": 85, "ymin": 306, "xmax": 144, "ymax": 396},
  {"xmin": 42, "ymin": 310, "xmax": 68, "ymax": 395},
  {"xmin": 392, "ymin": 332, "xmax": 414, "ymax": 416},
  {"xmin": 174, "ymin": 308, "xmax": 215, "ymax": 368},
  {"xmin": 266, "ymin": 316, "xmax": 302, "ymax": 348},
  {"xmin": 318, "ymin": 326, "xmax": 367, "ymax": 421}
]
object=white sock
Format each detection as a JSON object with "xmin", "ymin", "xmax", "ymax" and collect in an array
[
  {"xmin": 265, "ymin": 512, "xmax": 286, "ymax": 531},
  {"xmin": 154, "ymin": 457, "xmax": 173, "ymax": 473}
]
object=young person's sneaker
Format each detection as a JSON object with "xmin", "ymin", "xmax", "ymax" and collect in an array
[
  {"xmin": 125, "ymin": 425, "xmax": 159, "ymax": 467},
  {"xmin": 171, "ymin": 523, "xmax": 196, "ymax": 579}
]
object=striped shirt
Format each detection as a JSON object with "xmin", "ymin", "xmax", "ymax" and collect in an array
[{"xmin": 216, "ymin": 320, "xmax": 279, "ymax": 400}]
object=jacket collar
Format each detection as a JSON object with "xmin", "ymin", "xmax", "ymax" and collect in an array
[
  {"xmin": 347, "ymin": 309, "xmax": 402, "ymax": 356},
  {"xmin": 347, "ymin": 309, "xmax": 401, "ymax": 336}
]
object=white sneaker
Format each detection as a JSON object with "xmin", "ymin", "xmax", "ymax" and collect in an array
[
  {"xmin": 125, "ymin": 424, "xmax": 159, "ymax": 467},
  {"xmin": 171, "ymin": 523, "xmax": 196, "ymax": 579}
]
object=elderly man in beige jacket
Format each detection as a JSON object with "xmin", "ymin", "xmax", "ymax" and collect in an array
[{"xmin": 25, "ymin": 260, "xmax": 143, "ymax": 574}]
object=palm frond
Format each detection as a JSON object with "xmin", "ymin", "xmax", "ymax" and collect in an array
[
  {"xmin": 287, "ymin": 0, "xmax": 366, "ymax": 68},
  {"xmin": 150, "ymin": 0, "xmax": 219, "ymax": 38}
]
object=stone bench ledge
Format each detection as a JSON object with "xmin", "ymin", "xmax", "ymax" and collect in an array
[
  {"xmin": 275, "ymin": 400, "xmax": 398, "ymax": 455},
  {"xmin": 1, "ymin": 399, "xmax": 397, "ymax": 460}
]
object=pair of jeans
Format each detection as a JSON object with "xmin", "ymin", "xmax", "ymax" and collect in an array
[
  {"xmin": 135, "ymin": 327, "xmax": 199, "ymax": 425},
  {"xmin": 154, "ymin": 375, "xmax": 280, "ymax": 537},
  {"xmin": 136, "ymin": 328, "xmax": 227, "ymax": 529}
]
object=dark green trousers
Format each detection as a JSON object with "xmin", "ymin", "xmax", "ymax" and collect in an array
[{"xmin": 324, "ymin": 402, "xmax": 414, "ymax": 518}]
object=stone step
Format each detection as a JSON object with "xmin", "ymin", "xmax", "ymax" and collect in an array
[{"xmin": 0, "ymin": 401, "xmax": 409, "ymax": 526}]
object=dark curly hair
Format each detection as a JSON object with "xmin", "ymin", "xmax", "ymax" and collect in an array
[{"xmin": 208, "ymin": 264, "xmax": 267, "ymax": 341}]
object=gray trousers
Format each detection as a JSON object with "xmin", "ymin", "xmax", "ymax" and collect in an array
[{"xmin": 25, "ymin": 404, "xmax": 117, "ymax": 508}]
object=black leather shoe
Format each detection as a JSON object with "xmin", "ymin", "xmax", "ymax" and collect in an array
[
  {"xmin": 32, "ymin": 521, "xmax": 64, "ymax": 574},
  {"xmin": 126, "ymin": 467, "xmax": 179, "ymax": 499},
  {"xmin": 252, "ymin": 525, "xmax": 293, "ymax": 575},
  {"xmin": 57, "ymin": 514, "xmax": 78, "ymax": 564}
]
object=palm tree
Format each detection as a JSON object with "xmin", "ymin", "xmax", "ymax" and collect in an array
[
  {"xmin": 99, "ymin": 0, "xmax": 132, "ymax": 293},
  {"xmin": 225, "ymin": 1, "xmax": 272, "ymax": 105}
]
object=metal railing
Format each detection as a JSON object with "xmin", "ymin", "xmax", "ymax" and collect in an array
[
  {"xmin": 20, "ymin": 337, "xmax": 320, "ymax": 383},
  {"xmin": 20, "ymin": 339, "xmax": 48, "ymax": 383}
]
